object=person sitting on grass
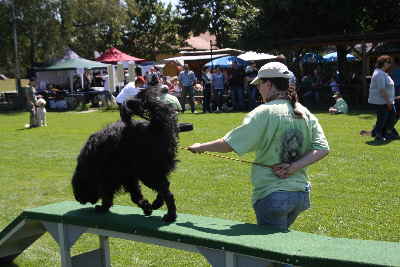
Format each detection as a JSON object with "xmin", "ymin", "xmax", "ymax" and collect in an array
[
  {"xmin": 329, "ymin": 92, "xmax": 348, "ymax": 114},
  {"xmin": 158, "ymin": 84, "xmax": 182, "ymax": 114}
]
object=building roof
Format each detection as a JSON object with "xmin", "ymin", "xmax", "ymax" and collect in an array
[{"xmin": 181, "ymin": 32, "xmax": 218, "ymax": 51}]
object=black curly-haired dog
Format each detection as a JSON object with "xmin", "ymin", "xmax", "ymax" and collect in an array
[{"xmin": 72, "ymin": 87, "xmax": 180, "ymax": 222}]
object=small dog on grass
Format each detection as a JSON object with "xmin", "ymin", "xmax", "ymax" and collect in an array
[
  {"xmin": 72, "ymin": 87, "xmax": 180, "ymax": 222},
  {"xmin": 36, "ymin": 96, "xmax": 47, "ymax": 127}
]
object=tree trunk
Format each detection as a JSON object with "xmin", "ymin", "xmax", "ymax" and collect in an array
[{"xmin": 336, "ymin": 45, "xmax": 347, "ymax": 83}]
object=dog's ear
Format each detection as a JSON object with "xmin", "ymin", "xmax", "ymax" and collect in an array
[{"xmin": 120, "ymin": 98, "xmax": 145, "ymax": 123}]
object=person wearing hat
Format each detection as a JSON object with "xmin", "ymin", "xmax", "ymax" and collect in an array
[
  {"xmin": 188, "ymin": 62, "xmax": 329, "ymax": 235},
  {"xmin": 329, "ymin": 92, "xmax": 348, "ymax": 114},
  {"xmin": 24, "ymin": 78, "xmax": 38, "ymax": 128},
  {"xmin": 116, "ymin": 76, "xmax": 145, "ymax": 106},
  {"xmin": 158, "ymin": 84, "xmax": 182, "ymax": 113}
]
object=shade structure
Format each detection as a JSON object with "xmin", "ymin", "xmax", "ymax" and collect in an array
[
  {"xmin": 34, "ymin": 49, "xmax": 110, "ymax": 92},
  {"xmin": 205, "ymin": 56, "xmax": 248, "ymax": 69},
  {"xmin": 238, "ymin": 51, "xmax": 277, "ymax": 61},
  {"xmin": 300, "ymin": 53, "xmax": 324, "ymax": 63},
  {"xmin": 323, "ymin": 52, "xmax": 357, "ymax": 62},
  {"xmin": 37, "ymin": 57, "xmax": 109, "ymax": 71},
  {"xmin": 96, "ymin": 47, "xmax": 145, "ymax": 63}
]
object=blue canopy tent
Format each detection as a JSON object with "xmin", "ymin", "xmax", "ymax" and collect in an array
[
  {"xmin": 323, "ymin": 52, "xmax": 357, "ymax": 62},
  {"xmin": 299, "ymin": 53, "xmax": 324, "ymax": 63},
  {"xmin": 205, "ymin": 56, "xmax": 248, "ymax": 69}
]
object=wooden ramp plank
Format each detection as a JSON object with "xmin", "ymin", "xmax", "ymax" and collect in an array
[
  {"xmin": 0, "ymin": 218, "xmax": 46, "ymax": 263},
  {"xmin": 0, "ymin": 201, "xmax": 399, "ymax": 266},
  {"xmin": 20, "ymin": 201, "xmax": 400, "ymax": 267}
]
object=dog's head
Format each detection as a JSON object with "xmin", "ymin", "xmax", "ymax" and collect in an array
[
  {"xmin": 121, "ymin": 87, "xmax": 160, "ymax": 122},
  {"xmin": 72, "ymin": 172, "xmax": 100, "ymax": 205},
  {"xmin": 36, "ymin": 98, "xmax": 46, "ymax": 107}
]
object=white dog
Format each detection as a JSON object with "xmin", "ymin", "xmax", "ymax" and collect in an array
[{"xmin": 36, "ymin": 97, "xmax": 47, "ymax": 127}]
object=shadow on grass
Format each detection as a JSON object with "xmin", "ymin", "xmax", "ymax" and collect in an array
[
  {"xmin": 0, "ymin": 255, "xmax": 20, "ymax": 267},
  {"xmin": 365, "ymin": 139, "xmax": 394, "ymax": 146},
  {"xmin": 176, "ymin": 221, "xmax": 285, "ymax": 236},
  {"xmin": 0, "ymin": 110, "xmax": 25, "ymax": 116}
]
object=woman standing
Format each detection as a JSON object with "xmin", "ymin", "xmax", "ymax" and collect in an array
[
  {"xmin": 368, "ymin": 55, "xmax": 397, "ymax": 142},
  {"xmin": 189, "ymin": 62, "xmax": 329, "ymax": 234}
]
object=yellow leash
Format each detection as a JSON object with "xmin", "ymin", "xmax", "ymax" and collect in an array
[{"xmin": 179, "ymin": 147, "xmax": 273, "ymax": 169}]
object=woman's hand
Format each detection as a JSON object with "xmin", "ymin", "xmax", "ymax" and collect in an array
[
  {"xmin": 188, "ymin": 143, "xmax": 204, "ymax": 153},
  {"xmin": 272, "ymin": 163, "xmax": 300, "ymax": 179}
]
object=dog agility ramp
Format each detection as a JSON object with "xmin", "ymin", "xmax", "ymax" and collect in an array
[{"xmin": 1, "ymin": 201, "xmax": 399, "ymax": 267}]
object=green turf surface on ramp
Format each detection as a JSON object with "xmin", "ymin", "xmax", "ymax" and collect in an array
[{"xmin": 1, "ymin": 201, "xmax": 399, "ymax": 266}]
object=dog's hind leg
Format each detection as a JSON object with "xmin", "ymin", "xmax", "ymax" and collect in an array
[
  {"xmin": 151, "ymin": 193, "xmax": 164, "ymax": 210},
  {"xmin": 127, "ymin": 181, "xmax": 153, "ymax": 216}
]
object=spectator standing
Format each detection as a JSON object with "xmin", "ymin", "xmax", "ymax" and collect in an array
[
  {"xmin": 245, "ymin": 61, "xmax": 259, "ymax": 110},
  {"xmin": 368, "ymin": 55, "xmax": 397, "ymax": 142},
  {"xmin": 201, "ymin": 68, "xmax": 213, "ymax": 113},
  {"xmin": 328, "ymin": 75, "xmax": 340, "ymax": 94},
  {"xmin": 25, "ymin": 78, "xmax": 38, "ymax": 128},
  {"xmin": 229, "ymin": 61, "xmax": 245, "ymax": 111},
  {"xmin": 276, "ymin": 55, "xmax": 296, "ymax": 89},
  {"xmin": 178, "ymin": 64, "xmax": 197, "ymax": 113},
  {"xmin": 212, "ymin": 67, "xmax": 225, "ymax": 112},
  {"xmin": 390, "ymin": 58, "xmax": 400, "ymax": 132},
  {"xmin": 311, "ymin": 68, "xmax": 323, "ymax": 105},
  {"xmin": 116, "ymin": 76, "xmax": 145, "ymax": 106}
]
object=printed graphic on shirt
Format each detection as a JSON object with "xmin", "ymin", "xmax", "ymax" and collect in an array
[{"xmin": 280, "ymin": 128, "xmax": 304, "ymax": 163}]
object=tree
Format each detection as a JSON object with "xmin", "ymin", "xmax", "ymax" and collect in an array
[
  {"xmin": 242, "ymin": 0, "xmax": 400, "ymax": 82},
  {"xmin": 178, "ymin": 0, "xmax": 259, "ymax": 48},
  {"xmin": 67, "ymin": 0, "xmax": 131, "ymax": 59},
  {"xmin": 121, "ymin": 0, "xmax": 184, "ymax": 60}
]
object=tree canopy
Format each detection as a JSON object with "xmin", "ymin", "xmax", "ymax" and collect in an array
[{"xmin": 0, "ymin": 0, "xmax": 184, "ymax": 77}]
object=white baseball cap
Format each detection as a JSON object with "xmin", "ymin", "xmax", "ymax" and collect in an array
[{"xmin": 250, "ymin": 62, "xmax": 292, "ymax": 85}]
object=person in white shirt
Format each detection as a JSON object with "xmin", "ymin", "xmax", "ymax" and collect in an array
[{"xmin": 116, "ymin": 76, "xmax": 145, "ymax": 106}]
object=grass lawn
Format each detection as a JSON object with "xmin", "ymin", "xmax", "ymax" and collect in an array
[
  {"xmin": 0, "ymin": 79, "xmax": 29, "ymax": 92},
  {"xmin": 0, "ymin": 109, "xmax": 399, "ymax": 266}
]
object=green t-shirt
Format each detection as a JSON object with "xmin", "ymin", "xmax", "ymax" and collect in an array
[
  {"xmin": 333, "ymin": 98, "xmax": 348, "ymax": 114},
  {"xmin": 223, "ymin": 99, "xmax": 329, "ymax": 204},
  {"xmin": 159, "ymin": 93, "xmax": 182, "ymax": 112}
]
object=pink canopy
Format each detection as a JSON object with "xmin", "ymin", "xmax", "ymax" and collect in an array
[{"xmin": 96, "ymin": 47, "xmax": 145, "ymax": 63}]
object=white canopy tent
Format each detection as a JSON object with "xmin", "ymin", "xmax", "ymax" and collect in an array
[
  {"xmin": 161, "ymin": 54, "xmax": 229, "ymax": 66},
  {"xmin": 238, "ymin": 51, "xmax": 277, "ymax": 62}
]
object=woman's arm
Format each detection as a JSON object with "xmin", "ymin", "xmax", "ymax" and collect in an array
[
  {"xmin": 188, "ymin": 138, "xmax": 233, "ymax": 153},
  {"xmin": 273, "ymin": 149, "xmax": 329, "ymax": 178}
]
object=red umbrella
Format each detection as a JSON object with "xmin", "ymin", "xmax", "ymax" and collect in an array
[{"xmin": 96, "ymin": 47, "xmax": 145, "ymax": 63}]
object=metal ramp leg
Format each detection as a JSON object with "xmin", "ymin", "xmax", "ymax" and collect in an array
[
  {"xmin": 197, "ymin": 246, "xmax": 278, "ymax": 267},
  {"xmin": 43, "ymin": 222, "xmax": 111, "ymax": 267}
]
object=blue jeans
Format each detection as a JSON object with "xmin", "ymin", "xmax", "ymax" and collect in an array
[
  {"xmin": 247, "ymin": 85, "xmax": 258, "ymax": 110},
  {"xmin": 253, "ymin": 191, "xmax": 310, "ymax": 230},
  {"xmin": 231, "ymin": 86, "xmax": 244, "ymax": 110},
  {"xmin": 371, "ymin": 104, "xmax": 396, "ymax": 139},
  {"xmin": 181, "ymin": 85, "xmax": 195, "ymax": 113}
]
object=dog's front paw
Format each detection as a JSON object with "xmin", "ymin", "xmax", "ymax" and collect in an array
[
  {"xmin": 162, "ymin": 213, "xmax": 177, "ymax": 223},
  {"xmin": 141, "ymin": 201, "xmax": 153, "ymax": 216},
  {"xmin": 95, "ymin": 205, "xmax": 110, "ymax": 213}
]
